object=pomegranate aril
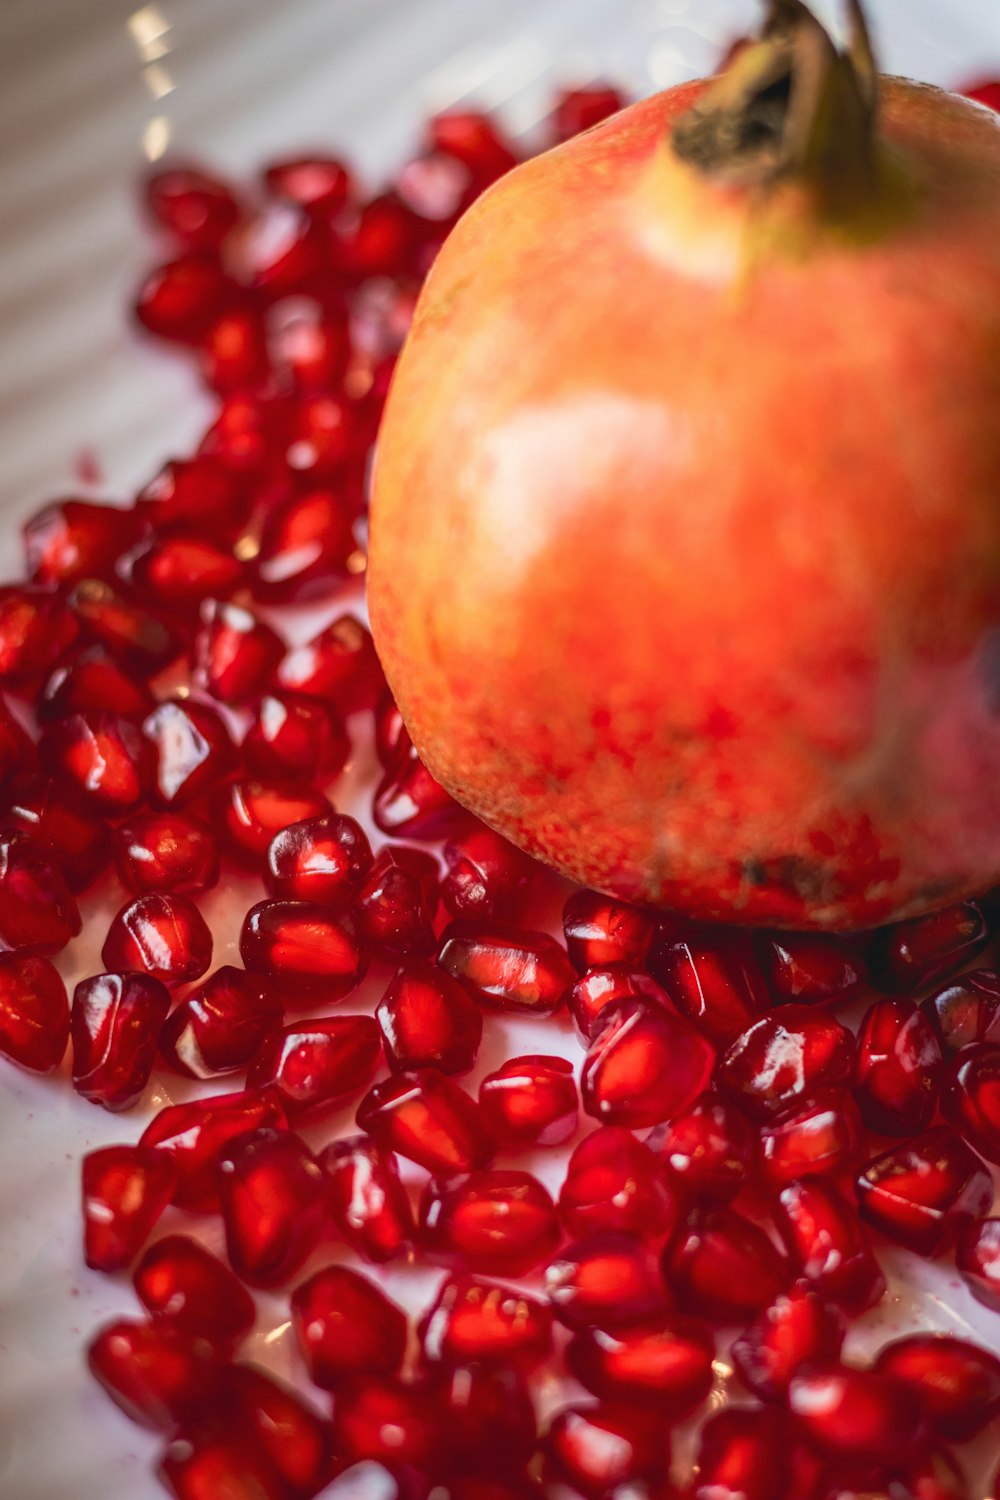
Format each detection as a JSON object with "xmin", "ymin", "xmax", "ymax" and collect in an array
[
  {"xmin": 429, "ymin": 111, "xmax": 518, "ymax": 184},
  {"xmin": 340, "ymin": 193, "xmax": 425, "ymax": 280},
  {"xmin": 68, "ymin": 577, "xmax": 181, "ymax": 671},
  {"xmin": 373, "ymin": 739, "xmax": 463, "ymax": 841},
  {"xmin": 0, "ymin": 697, "xmax": 36, "ymax": 778},
  {"xmin": 562, "ymin": 889, "xmax": 657, "ymax": 972},
  {"xmin": 479, "ymin": 1053, "xmax": 578, "ymax": 1149},
  {"xmin": 276, "ymin": 614, "xmax": 383, "ymax": 711},
  {"xmin": 568, "ymin": 966, "xmax": 667, "ymax": 1040},
  {"xmin": 268, "ymin": 298, "xmax": 351, "ymax": 391},
  {"xmin": 377, "ymin": 960, "xmax": 483, "ymax": 1074},
  {"xmin": 264, "ymin": 154, "xmax": 353, "ymax": 213},
  {"xmin": 357, "ymin": 1069, "xmax": 494, "ymax": 1177},
  {"xmin": 224, "ymin": 1364, "xmax": 332, "ymax": 1497},
  {"xmin": 758, "ymin": 1087, "xmax": 863, "ymax": 1186},
  {"xmin": 542, "ymin": 1402, "xmax": 668, "ymax": 1499},
  {"xmin": 240, "ymin": 898, "xmax": 367, "ymax": 998},
  {"xmin": 942, "ymin": 1043, "xmax": 1000, "ymax": 1163},
  {"xmin": 567, "ymin": 1316, "xmax": 714, "ymax": 1415},
  {"xmin": 649, "ymin": 1092, "xmax": 756, "ymax": 1201},
  {"xmin": 135, "ymin": 455, "xmax": 250, "ymax": 539},
  {"xmin": 923, "ymin": 969, "xmax": 1000, "ymax": 1054},
  {"xmin": 437, "ymin": 924, "xmax": 573, "ymax": 1016},
  {"xmin": 873, "ymin": 1333, "xmax": 1000, "ymax": 1441},
  {"xmin": 432, "ymin": 1360, "xmax": 537, "ymax": 1477},
  {"xmin": 113, "ymin": 810, "xmax": 219, "ymax": 895},
  {"xmin": 582, "ymin": 996, "xmax": 715, "ymax": 1127},
  {"xmin": 956, "ymin": 1216, "xmax": 1000, "ymax": 1311},
  {"xmin": 244, "ymin": 691, "xmax": 350, "ymax": 783},
  {"xmin": 193, "ymin": 598, "xmax": 284, "ymax": 704},
  {"xmin": 231, "ymin": 202, "xmax": 330, "ymax": 300},
  {"xmin": 0, "ymin": 828, "xmax": 81, "ymax": 953},
  {"xmin": 140, "ymin": 1087, "xmax": 289, "ymax": 1212},
  {"xmin": 40, "ymin": 710, "xmax": 152, "ymax": 813},
  {"xmin": 649, "ymin": 929, "xmax": 768, "ymax": 1046},
  {"xmin": 88, "ymin": 1318, "xmax": 225, "ymax": 1432},
  {"xmin": 357, "ymin": 845, "xmax": 439, "ymax": 956},
  {"xmin": 321, "ymin": 1135, "xmax": 416, "ymax": 1263},
  {"xmin": 135, "ymin": 1234, "xmax": 256, "ymax": 1348},
  {"xmin": 420, "ymin": 1273, "xmax": 554, "ymax": 1366},
  {"xmin": 200, "ymin": 389, "xmax": 290, "ymax": 474},
  {"xmin": 559, "ymin": 1126, "xmax": 676, "ymax": 1238},
  {"xmin": 551, "ymin": 84, "xmax": 625, "ymax": 142},
  {"xmin": 755, "ymin": 930, "xmax": 869, "ymax": 1005},
  {"xmin": 134, "ymin": 251, "xmax": 236, "ymax": 342},
  {"xmin": 440, "ymin": 825, "xmax": 531, "ymax": 923},
  {"xmin": 331, "ymin": 1374, "xmax": 441, "ymax": 1473},
  {"xmin": 717, "ymin": 1005, "xmax": 855, "ymax": 1122},
  {"xmin": 731, "ymin": 1285, "xmax": 844, "ymax": 1402},
  {"xmin": 285, "ymin": 389, "xmax": 365, "ymax": 481},
  {"xmin": 265, "ymin": 812, "xmax": 372, "ymax": 903},
  {"xmin": 774, "ymin": 1177, "xmax": 885, "ymax": 1311},
  {"xmin": 222, "ymin": 780, "xmax": 332, "ymax": 863},
  {"xmin": 857, "ymin": 1126, "xmax": 994, "ymax": 1255},
  {"xmin": 853, "ymin": 996, "xmax": 943, "ymax": 1137},
  {"xmin": 292, "ymin": 1263, "xmax": 408, "ymax": 1387},
  {"xmin": 0, "ymin": 584, "xmax": 77, "ymax": 688},
  {"xmin": 201, "ymin": 306, "xmax": 270, "ymax": 392},
  {"xmin": 161, "ymin": 966, "xmax": 281, "ymax": 1079},
  {"xmin": 145, "ymin": 166, "xmax": 241, "ymax": 249},
  {"xmin": 545, "ymin": 1230, "xmax": 667, "ymax": 1330},
  {"xmin": 39, "ymin": 645, "xmax": 155, "ymax": 722},
  {"xmin": 253, "ymin": 487, "xmax": 358, "ymax": 603},
  {"xmin": 0, "ymin": 952, "xmax": 69, "ymax": 1071},
  {"xmin": 662, "ymin": 1205, "xmax": 788, "ymax": 1322},
  {"xmin": 248, "ymin": 1013, "xmax": 380, "ymax": 1116},
  {"xmin": 72, "ymin": 971, "xmax": 171, "ymax": 1111},
  {"xmin": 869, "ymin": 902, "xmax": 988, "ymax": 992},
  {"xmin": 82, "ymin": 1144, "xmax": 177, "ymax": 1273},
  {"xmin": 421, "ymin": 1169, "xmax": 560, "ymax": 1276},
  {"xmin": 690, "ymin": 1406, "xmax": 790, "ymax": 1500},
  {"xmin": 788, "ymin": 1365, "xmax": 922, "ymax": 1464},
  {"xmin": 219, "ymin": 1126, "xmax": 325, "ymax": 1286},
  {"xmin": 159, "ymin": 1432, "xmax": 287, "ymax": 1500},
  {"xmin": 126, "ymin": 532, "xmax": 244, "ymax": 607},
  {"xmin": 319, "ymin": 1463, "xmax": 431, "ymax": 1500},
  {"xmin": 102, "ymin": 893, "xmax": 213, "ymax": 984},
  {"xmin": 2, "ymin": 772, "xmax": 110, "ymax": 890},
  {"xmin": 965, "ymin": 80, "xmax": 1000, "ymax": 111},
  {"xmin": 375, "ymin": 691, "xmax": 407, "ymax": 768},
  {"xmin": 23, "ymin": 498, "xmax": 143, "ymax": 586}
]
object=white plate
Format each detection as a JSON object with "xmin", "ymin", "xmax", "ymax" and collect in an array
[{"xmin": 2, "ymin": 2, "xmax": 1000, "ymax": 1497}]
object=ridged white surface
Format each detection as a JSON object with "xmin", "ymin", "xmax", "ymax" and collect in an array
[{"xmin": 1, "ymin": 2, "xmax": 1000, "ymax": 1497}]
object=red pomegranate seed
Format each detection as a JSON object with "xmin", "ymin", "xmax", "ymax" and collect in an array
[
  {"xmin": 0, "ymin": 828, "xmax": 81, "ymax": 953},
  {"xmin": 923, "ymin": 969, "xmax": 1000, "ymax": 1054},
  {"xmin": 357, "ymin": 846, "xmax": 440, "ymax": 956},
  {"xmin": 373, "ymin": 739, "xmax": 463, "ymax": 841},
  {"xmin": 874, "ymin": 1333, "xmax": 1000, "ymax": 1441},
  {"xmin": 566, "ymin": 1316, "xmax": 714, "ymax": 1414},
  {"xmin": 357, "ymin": 1069, "xmax": 494, "ymax": 1177},
  {"xmin": 542, "ymin": 1402, "xmax": 668, "ymax": 1498},
  {"xmin": 222, "ymin": 780, "xmax": 333, "ymax": 863},
  {"xmin": 551, "ymin": 85, "xmax": 625, "ymax": 142},
  {"xmin": 690, "ymin": 1407, "xmax": 790, "ymax": 1500},
  {"xmin": 377, "ymin": 961, "xmax": 483, "ymax": 1074},
  {"xmin": 23, "ymin": 498, "xmax": 143, "ymax": 586},
  {"xmin": 544, "ymin": 1231, "xmax": 667, "ymax": 1330},
  {"xmin": 754, "ymin": 930, "xmax": 869, "ymax": 1005},
  {"xmin": 140, "ymin": 1087, "xmax": 289, "ymax": 1212},
  {"xmin": 0, "ymin": 697, "xmax": 36, "ymax": 777},
  {"xmin": 292, "ymin": 1263, "xmax": 409, "ymax": 1387},
  {"xmin": 479, "ymin": 1054, "xmax": 578, "ymax": 1148},
  {"xmin": 102, "ymin": 893, "xmax": 213, "ymax": 984},
  {"xmin": 142, "ymin": 701, "xmax": 234, "ymax": 812},
  {"xmin": 374, "ymin": 691, "xmax": 407, "ymax": 768},
  {"xmin": 568, "ymin": 967, "xmax": 667, "ymax": 1040},
  {"xmin": 135, "ymin": 455, "xmax": 250, "ymax": 538},
  {"xmin": 245, "ymin": 692, "xmax": 350, "ymax": 787},
  {"xmin": 716, "ymin": 1005, "xmax": 855, "ymax": 1121},
  {"xmin": 788, "ymin": 1365, "xmax": 922, "ymax": 1464},
  {"xmin": 40, "ymin": 710, "xmax": 152, "ymax": 813},
  {"xmin": 853, "ymin": 997, "xmax": 943, "ymax": 1137},
  {"xmin": 956, "ymin": 1216, "xmax": 1000, "ymax": 1311},
  {"xmin": 431, "ymin": 1360, "xmax": 537, "ymax": 1477},
  {"xmin": 240, "ymin": 898, "xmax": 367, "ymax": 998},
  {"xmin": 0, "ymin": 952, "xmax": 69, "ymax": 1071},
  {"xmin": 134, "ymin": 252, "xmax": 236, "ymax": 342},
  {"xmin": 264, "ymin": 155, "xmax": 353, "ymax": 214},
  {"xmin": 201, "ymin": 307, "xmax": 270, "ymax": 392},
  {"xmin": 581, "ymin": 996, "xmax": 715, "ymax": 1127},
  {"xmin": 82, "ymin": 1144, "xmax": 177, "ymax": 1272},
  {"xmin": 2, "ymin": 772, "xmax": 109, "ymax": 891},
  {"xmin": 231, "ymin": 203, "xmax": 329, "ymax": 300},
  {"xmin": 247, "ymin": 1013, "xmax": 381, "ymax": 1116},
  {"xmin": 965, "ymin": 80, "xmax": 1000, "ymax": 110},
  {"xmin": 127, "ymin": 532, "xmax": 245, "ymax": 607},
  {"xmin": 421, "ymin": 1169, "xmax": 561, "ymax": 1276},
  {"xmin": 942, "ymin": 1044, "xmax": 1000, "ymax": 1163},
  {"xmin": 160, "ymin": 966, "xmax": 281, "ymax": 1079},
  {"xmin": 731, "ymin": 1285, "xmax": 844, "ymax": 1402},
  {"xmin": 869, "ymin": 902, "xmax": 988, "ymax": 991},
  {"xmin": 252, "ymin": 487, "xmax": 358, "ymax": 603},
  {"xmin": 340, "ymin": 194, "xmax": 425, "ymax": 280},
  {"xmin": 193, "ymin": 598, "xmax": 284, "ymax": 704},
  {"xmin": 649, "ymin": 1092, "xmax": 756, "ymax": 1201},
  {"xmin": 0, "ymin": 584, "xmax": 78, "ymax": 688},
  {"xmin": 87, "ymin": 1318, "xmax": 225, "ymax": 1431},
  {"xmin": 438, "ymin": 925, "xmax": 574, "ymax": 1015},
  {"xmin": 648, "ymin": 929, "xmax": 768, "ymax": 1045},
  {"xmin": 440, "ymin": 825, "xmax": 532, "ymax": 921},
  {"xmin": 39, "ymin": 646, "xmax": 154, "ymax": 722},
  {"xmin": 774, "ymin": 1177, "xmax": 886, "ymax": 1310},
  {"xmin": 420, "ymin": 1273, "xmax": 554, "ymax": 1366},
  {"xmin": 159, "ymin": 1432, "xmax": 286, "ymax": 1500},
  {"xmin": 223, "ymin": 1364, "xmax": 332, "ymax": 1497},
  {"xmin": 284, "ymin": 390, "xmax": 363, "ymax": 481},
  {"xmin": 218, "ymin": 1127, "xmax": 325, "ymax": 1286},
  {"xmin": 72, "ymin": 971, "xmax": 171, "ymax": 1110},
  {"xmin": 562, "ymin": 889, "xmax": 657, "ymax": 972},
  {"xmin": 268, "ymin": 298, "xmax": 351, "ymax": 391},
  {"xmin": 265, "ymin": 812, "xmax": 372, "ymax": 903},
  {"xmin": 330, "ymin": 1374, "xmax": 441, "ymax": 1473},
  {"xmin": 758, "ymin": 1088, "xmax": 862, "ymax": 1187},
  {"xmin": 662, "ymin": 1205, "xmax": 788, "ymax": 1321},
  {"xmin": 67, "ymin": 577, "xmax": 181, "ymax": 671},
  {"xmin": 134, "ymin": 1234, "xmax": 256, "ymax": 1348},
  {"xmin": 200, "ymin": 389, "xmax": 290, "ymax": 474},
  {"xmin": 429, "ymin": 112, "xmax": 518, "ymax": 183},
  {"xmin": 857, "ymin": 1126, "xmax": 994, "ymax": 1255},
  {"xmin": 558, "ymin": 1126, "xmax": 676, "ymax": 1238},
  {"xmin": 145, "ymin": 165, "xmax": 241, "ymax": 249},
  {"xmin": 320, "ymin": 1135, "xmax": 416, "ymax": 1263},
  {"xmin": 276, "ymin": 614, "xmax": 383, "ymax": 711},
  {"xmin": 113, "ymin": 810, "xmax": 219, "ymax": 895}
]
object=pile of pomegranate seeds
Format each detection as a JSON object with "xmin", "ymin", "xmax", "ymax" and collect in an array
[{"xmin": 2, "ymin": 76, "xmax": 1000, "ymax": 1500}]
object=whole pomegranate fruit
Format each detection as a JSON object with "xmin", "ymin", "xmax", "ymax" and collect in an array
[{"xmin": 369, "ymin": 1, "xmax": 1000, "ymax": 929}]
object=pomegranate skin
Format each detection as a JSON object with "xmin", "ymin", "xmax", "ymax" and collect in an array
[{"xmin": 369, "ymin": 79, "xmax": 1000, "ymax": 929}]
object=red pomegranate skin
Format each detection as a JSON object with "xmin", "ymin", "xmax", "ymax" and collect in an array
[{"xmin": 369, "ymin": 80, "xmax": 1000, "ymax": 929}]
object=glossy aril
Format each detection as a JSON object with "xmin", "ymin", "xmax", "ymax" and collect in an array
[
  {"xmin": 432, "ymin": 1360, "xmax": 537, "ymax": 1477},
  {"xmin": 276, "ymin": 614, "xmax": 383, "ymax": 711},
  {"xmin": 127, "ymin": 532, "xmax": 244, "ymax": 607},
  {"xmin": 67, "ymin": 577, "xmax": 180, "ymax": 671},
  {"xmin": 649, "ymin": 1092, "xmax": 756, "ymax": 1201},
  {"xmin": 731, "ymin": 1285, "xmax": 844, "ymax": 1402},
  {"xmin": 247, "ymin": 1013, "xmax": 381, "ymax": 1116},
  {"xmin": 558, "ymin": 1126, "xmax": 676, "ymax": 1238},
  {"xmin": 0, "ymin": 952, "xmax": 69, "ymax": 1071},
  {"xmin": 134, "ymin": 1234, "xmax": 256, "ymax": 1348},
  {"xmin": 853, "ymin": 997, "xmax": 943, "ymax": 1136},
  {"xmin": 869, "ymin": 903, "xmax": 988, "ymax": 992},
  {"xmin": 568, "ymin": 966, "xmax": 669, "ymax": 1040},
  {"xmin": 754, "ymin": 930, "xmax": 869, "ymax": 1005},
  {"xmin": 357, "ymin": 846, "xmax": 439, "ymax": 956},
  {"xmin": 39, "ymin": 646, "xmax": 154, "ymax": 723},
  {"xmin": 691, "ymin": 1407, "xmax": 790, "ymax": 1500},
  {"xmin": 581, "ymin": 996, "xmax": 715, "ymax": 1127},
  {"xmin": 265, "ymin": 812, "xmax": 373, "ymax": 903},
  {"xmin": 285, "ymin": 390, "xmax": 365, "ymax": 480},
  {"xmin": 566, "ymin": 1316, "xmax": 714, "ymax": 1414},
  {"xmin": 357, "ymin": 1069, "xmax": 494, "ymax": 1177},
  {"xmin": 218, "ymin": 1127, "xmax": 326, "ymax": 1286},
  {"xmin": 375, "ymin": 690, "xmax": 407, "ymax": 768},
  {"xmin": 135, "ymin": 454, "xmax": 250, "ymax": 538},
  {"xmin": 956, "ymin": 1216, "xmax": 1000, "ymax": 1312},
  {"xmin": 966, "ymin": 80, "xmax": 1000, "ymax": 111},
  {"xmin": 193, "ymin": 598, "xmax": 285, "ymax": 703},
  {"xmin": 648, "ymin": 931, "xmax": 768, "ymax": 1045},
  {"xmin": 543, "ymin": 1402, "xmax": 668, "ymax": 1499},
  {"xmin": 82, "ymin": 1144, "xmax": 177, "ymax": 1272},
  {"xmin": 551, "ymin": 84, "xmax": 625, "ymax": 141},
  {"xmin": 240, "ymin": 897, "xmax": 367, "ymax": 998},
  {"xmin": 201, "ymin": 307, "xmax": 270, "ymax": 392},
  {"xmin": 252, "ymin": 488, "xmax": 358, "ymax": 603},
  {"xmin": 942, "ymin": 1044, "xmax": 1000, "ymax": 1163},
  {"xmin": 788, "ymin": 1365, "xmax": 922, "ymax": 1464},
  {"xmin": 142, "ymin": 697, "xmax": 237, "ymax": 806},
  {"xmin": 269, "ymin": 299, "xmax": 351, "ymax": 391},
  {"xmin": 420, "ymin": 1273, "xmax": 554, "ymax": 1366},
  {"xmin": 479, "ymin": 1054, "xmax": 578, "ymax": 1147},
  {"xmin": 200, "ymin": 389, "xmax": 289, "ymax": 473},
  {"xmin": 87, "ymin": 1318, "xmax": 224, "ymax": 1431},
  {"xmin": 662, "ymin": 1205, "xmax": 788, "ymax": 1321},
  {"xmin": 321, "ymin": 1135, "xmax": 416, "ymax": 1264},
  {"xmin": 441, "ymin": 825, "xmax": 532, "ymax": 921},
  {"xmin": 23, "ymin": 498, "xmax": 143, "ymax": 586},
  {"xmin": 222, "ymin": 780, "xmax": 332, "ymax": 862},
  {"xmin": 160, "ymin": 965, "xmax": 281, "ymax": 1078},
  {"xmin": 437, "ymin": 923, "xmax": 574, "ymax": 1016},
  {"xmin": 373, "ymin": 738, "xmax": 464, "ymax": 840},
  {"xmin": 330, "ymin": 1375, "xmax": 441, "ymax": 1473},
  {"xmin": 758, "ymin": 1088, "xmax": 862, "ymax": 1187},
  {"xmin": 545, "ymin": 1230, "xmax": 667, "ymax": 1330},
  {"xmin": 134, "ymin": 252, "xmax": 235, "ymax": 341},
  {"xmin": 874, "ymin": 1333, "xmax": 1000, "ymax": 1440},
  {"xmin": 396, "ymin": 151, "xmax": 472, "ymax": 229},
  {"xmin": 292, "ymin": 1264, "xmax": 409, "ymax": 1387},
  {"xmin": 232, "ymin": 203, "xmax": 328, "ymax": 300},
  {"xmin": 140, "ymin": 1086, "xmax": 289, "ymax": 1212},
  {"xmin": 145, "ymin": 164, "xmax": 241, "ymax": 249},
  {"xmin": 923, "ymin": 969, "xmax": 1000, "ymax": 1054},
  {"xmin": 0, "ymin": 584, "xmax": 77, "ymax": 687},
  {"xmin": 0, "ymin": 697, "xmax": 36, "ymax": 778},
  {"xmin": 264, "ymin": 154, "xmax": 353, "ymax": 212},
  {"xmin": 113, "ymin": 810, "xmax": 219, "ymax": 895},
  {"xmin": 159, "ymin": 1433, "xmax": 286, "ymax": 1500},
  {"xmin": 72, "ymin": 971, "xmax": 170, "ymax": 1110},
  {"xmin": 341, "ymin": 193, "xmax": 424, "ymax": 280},
  {"xmin": 377, "ymin": 960, "xmax": 483, "ymax": 1073},
  {"xmin": 102, "ymin": 893, "xmax": 213, "ymax": 984},
  {"xmin": 0, "ymin": 828, "xmax": 81, "ymax": 953},
  {"xmin": 774, "ymin": 1177, "xmax": 886, "ymax": 1311},
  {"xmin": 430, "ymin": 111, "xmax": 519, "ymax": 183},
  {"xmin": 222, "ymin": 1364, "xmax": 331, "ymax": 1498},
  {"xmin": 421, "ymin": 1169, "xmax": 561, "ymax": 1276},
  {"xmin": 856, "ymin": 1126, "xmax": 994, "ymax": 1255},
  {"xmin": 40, "ymin": 710, "xmax": 151, "ymax": 813},
  {"xmin": 562, "ymin": 889, "xmax": 657, "ymax": 972},
  {"xmin": 243, "ymin": 691, "xmax": 350, "ymax": 782},
  {"xmin": 716, "ymin": 1005, "xmax": 855, "ymax": 1121},
  {"xmin": 1, "ymin": 772, "xmax": 109, "ymax": 890}
]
